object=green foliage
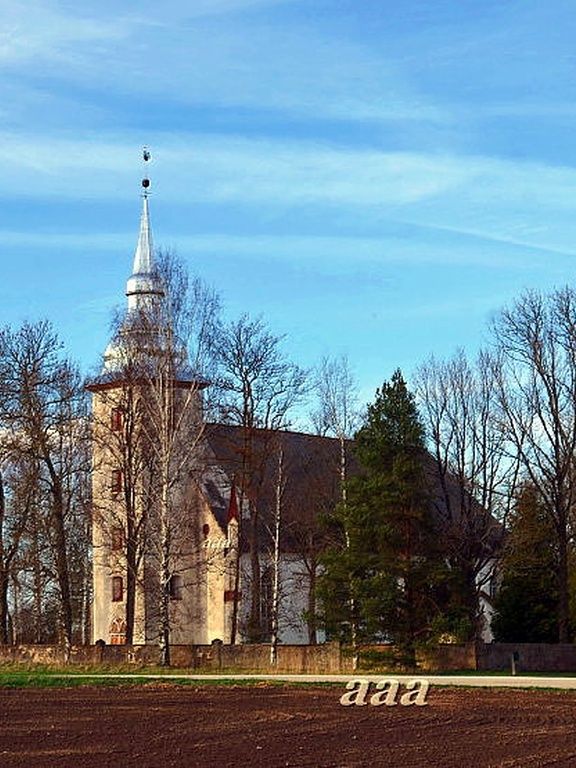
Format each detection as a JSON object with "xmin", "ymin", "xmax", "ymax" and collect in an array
[
  {"xmin": 318, "ymin": 370, "xmax": 449, "ymax": 663},
  {"xmin": 427, "ymin": 610, "xmax": 473, "ymax": 645},
  {"xmin": 491, "ymin": 484, "xmax": 559, "ymax": 643}
]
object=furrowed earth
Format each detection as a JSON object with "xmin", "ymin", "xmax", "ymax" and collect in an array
[{"xmin": 1, "ymin": 683, "xmax": 576, "ymax": 767}]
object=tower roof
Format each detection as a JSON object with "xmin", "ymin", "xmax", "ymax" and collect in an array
[
  {"xmin": 126, "ymin": 190, "xmax": 164, "ymax": 311},
  {"xmin": 133, "ymin": 194, "xmax": 154, "ymax": 276},
  {"xmin": 91, "ymin": 149, "xmax": 201, "ymax": 384}
]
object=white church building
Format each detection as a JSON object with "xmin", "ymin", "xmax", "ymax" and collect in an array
[
  {"xmin": 88, "ymin": 166, "xmax": 500, "ymax": 652},
  {"xmin": 88, "ymin": 175, "xmax": 339, "ymax": 648}
]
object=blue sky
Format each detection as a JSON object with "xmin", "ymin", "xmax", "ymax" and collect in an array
[{"xmin": 2, "ymin": 0, "xmax": 576, "ymax": 410}]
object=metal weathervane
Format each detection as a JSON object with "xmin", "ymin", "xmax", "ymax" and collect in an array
[{"xmin": 142, "ymin": 146, "xmax": 151, "ymax": 196}]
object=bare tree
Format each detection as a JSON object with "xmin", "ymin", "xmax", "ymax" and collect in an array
[
  {"xmin": 214, "ymin": 314, "xmax": 308, "ymax": 642},
  {"xmin": 285, "ymin": 445, "xmax": 337, "ymax": 645},
  {"xmin": 0, "ymin": 321, "xmax": 90, "ymax": 653},
  {"xmin": 269, "ymin": 445, "xmax": 284, "ymax": 665},
  {"xmin": 491, "ymin": 287, "xmax": 576, "ymax": 642},
  {"xmin": 311, "ymin": 354, "xmax": 360, "ymax": 497},
  {"xmin": 11, "ymin": 470, "xmax": 55, "ymax": 644},
  {"xmin": 0, "ymin": 467, "xmax": 31, "ymax": 643},
  {"xmin": 306, "ymin": 355, "xmax": 360, "ymax": 645},
  {"xmin": 414, "ymin": 350, "xmax": 515, "ymax": 640},
  {"xmin": 91, "ymin": 251, "xmax": 220, "ymax": 663}
]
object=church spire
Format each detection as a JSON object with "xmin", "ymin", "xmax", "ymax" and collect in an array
[{"xmin": 126, "ymin": 148, "xmax": 164, "ymax": 311}]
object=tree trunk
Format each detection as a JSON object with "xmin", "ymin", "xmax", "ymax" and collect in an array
[
  {"xmin": 125, "ymin": 529, "xmax": 137, "ymax": 645},
  {"xmin": 50, "ymin": 478, "xmax": 73, "ymax": 657},
  {"xmin": 158, "ymin": 472, "xmax": 171, "ymax": 667},
  {"xmin": 248, "ymin": 501, "xmax": 262, "ymax": 641},
  {"xmin": 270, "ymin": 449, "xmax": 282, "ymax": 666},
  {"xmin": 558, "ymin": 523, "xmax": 570, "ymax": 643},
  {"xmin": 307, "ymin": 554, "xmax": 318, "ymax": 645},
  {"xmin": 230, "ymin": 486, "xmax": 243, "ymax": 645},
  {"xmin": 0, "ymin": 568, "xmax": 10, "ymax": 645},
  {"xmin": 0, "ymin": 474, "xmax": 8, "ymax": 644}
]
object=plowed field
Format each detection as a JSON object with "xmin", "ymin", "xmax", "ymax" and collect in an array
[{"xmin": 1, "ymin": 684, "xmax": 575, "ymax": 767}]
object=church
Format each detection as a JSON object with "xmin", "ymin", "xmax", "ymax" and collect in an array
[
  {"xmin": 88, "ymin": 167, "xmax": 501, "ymax": 653},
  {"xmin": 88, "ymin": 174, "xmax": 342, "ymax": 649}
]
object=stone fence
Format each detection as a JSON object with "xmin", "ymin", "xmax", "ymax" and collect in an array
[
  {"xmin": 0, "ymin": 641, "xmax": 350, "ymax": 674},
  {"xmin": 1, "ymin": 641, "xmax": 576, "ymax": 673},
  {"xmin": 475, "ymin": 642, "xmax": 576, "ymax": 673}
]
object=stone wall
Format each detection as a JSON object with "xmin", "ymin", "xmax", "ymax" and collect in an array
[
  {"xmin": 419, "ymin": 642, "xmax": 478, "ymax": 672},
  {"xmin": 1, "ymin": 642, "xmax": 576, "ymax": 673},
  {"xmin": 476, "ymin": 642, "xmax": 576, "ymax": 673},
  {"xmin": 0, "ymin": 641, "xmax": 348, "ymax": 674}
]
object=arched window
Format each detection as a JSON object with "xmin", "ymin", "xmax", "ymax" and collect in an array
[
  {"xmin": 112, "ymin": 576, "xmax": 123, "ymax": 602},
  {"xmin": 111, "ymin": 526, "xmax": 124, "ymax": 551},
  {"xmin": 110, "ymin": 469, "xmax": 123, "ymax": 495},
  {"xmin": 110, "ymin": 407, "xmax": 123, "ymax": 431},
  {"xmin": 168, "ymin": 574, "xmax": 183, "ymax": 601}
]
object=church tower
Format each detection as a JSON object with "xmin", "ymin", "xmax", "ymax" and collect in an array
[{"xmin": 87, "ymin": 153, "xmax": 219, "ymax": 652}]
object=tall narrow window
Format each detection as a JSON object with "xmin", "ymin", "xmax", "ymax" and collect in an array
[
  {"xmin": 111, "ymin": 469, "xmax": 123, "ymax": 495},
  {"xmin": 112, "ymin": 576, "xmax": 123, "ymax": 602},
  {"xmin": 168, "ymin": 574, "xmax": 183, "ymax": 601},
  {"xmin": 111, "ymin": 526, "xmax": 124, "ymax": 551},
  {"xmin": 110, "ymin": 407, "xmax": 123, "ymax": 431}
]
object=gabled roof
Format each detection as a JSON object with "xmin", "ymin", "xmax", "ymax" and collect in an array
[
  {"xmin": 199, "ymin": 423, "xmax": 348, "ymax": 552},
  {"xmin": 197, "ymin": 422, "xmax": 503, "ymax": 561}
]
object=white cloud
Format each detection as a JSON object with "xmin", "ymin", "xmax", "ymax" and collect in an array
[
  {"xmin": 0, "ymin": 0, "xmax": 291, "ymax": 66},
  {"xmin": 170, "ymin": 232, "xmax": 530, "ymax": 270},
  {"xmin": 0, "ymin": 132, "xmax": 468, "ymax": 206},
  {"xmin": 0, "ymin": 1, "xmax": 126, "ymax": 66},
  {"xmin": 2, "ymin": 128, "xmax": 576, "ymax": 212},
  {"xmin": 0, "ymin": 1, "xmax": 447, "ymax": 127}
]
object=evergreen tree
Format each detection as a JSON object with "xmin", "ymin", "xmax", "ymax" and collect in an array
[
  {"xmin": 318, "ymin": 369, "xmax": 447, "ymax": 667},
  {"xmin": 491, "ymin": 483, "xmax": 559, "ymax": 643}
]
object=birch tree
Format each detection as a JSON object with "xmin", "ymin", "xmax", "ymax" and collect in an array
[
  {"xmin": 309, "ymin": 355, "xmax": 360, "ymax": 647},
  {"xmin": 214, "ymin": 314, "xmax": 308, "ymax": 642},
  {"xmin": 99, "ymin": 252, "xmax": 220, "ymax": 663},
  {"xmin": 269, "ymin": 445, "xmax": 284, "ymax": 665},
  {"xmin": 311, "ymin": 354, "xmax": 360, "ymax": 497}
]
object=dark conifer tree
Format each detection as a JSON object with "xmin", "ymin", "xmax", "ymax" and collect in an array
[
  {"xmin": 319, "ymin": 370, "xmax": 448, "ymax": 667},
  {"xmin": 491, "ymin": 483, "xmax": 559, "ymax": 643}
]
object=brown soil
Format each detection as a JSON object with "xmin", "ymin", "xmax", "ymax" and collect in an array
[{"xmin": 0, "ymin": 683, "xmax": 575, "ymax": 768}]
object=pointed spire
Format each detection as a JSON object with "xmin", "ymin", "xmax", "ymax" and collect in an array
[
  {"xmin": 131, "ymin": 195, "xmax": 155, "ymax": 275},
  {"xmin": 126, "ymin": 148, "xmax": 164, "ymax": 311}
]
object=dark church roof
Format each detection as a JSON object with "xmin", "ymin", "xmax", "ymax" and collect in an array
[
  {"xmin": 199, "ymin": 423, "xmax": 348, "ymax": 552},
  {"xmin": 198, "ymin": 422, "xmax": 503, "ymax": 561}
]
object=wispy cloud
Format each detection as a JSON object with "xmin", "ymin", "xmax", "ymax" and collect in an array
[
  {"xmin": 0, "ymin": 1, "xmax": 447, "ymax": 128},
  {"xmin": 172, "ymin": 232, "xmax": 551, "ymax": 271},
  {"xmin": 0, "ymin": 1, "xmax": 126, "ymax": 66},
  {"xmin": 3, "ymin": 131, "xmax": 576, "ymax": 265}
]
